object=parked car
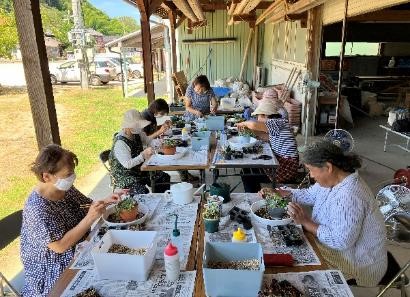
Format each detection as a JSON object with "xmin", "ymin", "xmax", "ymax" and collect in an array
[
  {"xmin": 94, "ymin": 56, "xmax": 129, "ymax": 82},
  {"xmin": 49, "ymin": 60, "xmax": 116, "ymax": 86},
  {"xmin": 95, "ymin": 53, "xmax": 143, "ymax": 79}
]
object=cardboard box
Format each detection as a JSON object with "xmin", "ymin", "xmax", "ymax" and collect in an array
[
  {"xmin": 92, "ymin": 230, "xmax": 157, "ymax": 281},
  {"xmin": 203, "ymin": 242, "xmax": 265, "ymax": 297}
]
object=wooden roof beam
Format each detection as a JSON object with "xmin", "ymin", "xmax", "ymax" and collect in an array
[
  {"xmin": 256, "ymin": 0, "xmax": 284, "ymax": 25},
  {"xmin": 287, "ymin": 0, "xmax": 326, "ymax": 15},
  {"xmin": 187, "ymin": 0, "xmax": 206, "ymax": 21},
  {"xmin": 232, "ymin": 13, "xmax": 256, "ymax": 22},
  {"xmin": 173, "ymin": 0, "xmax": 199, "ymax": 22}
]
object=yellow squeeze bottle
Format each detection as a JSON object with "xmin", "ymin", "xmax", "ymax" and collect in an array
[{"xmin": 232, "ymin": 227, "xmax": 246, "ymax": 243}]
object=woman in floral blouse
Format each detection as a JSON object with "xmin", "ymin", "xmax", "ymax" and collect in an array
[{"xmin": 20, "ymin": 145, "xmax": 121, "ymax": 296}]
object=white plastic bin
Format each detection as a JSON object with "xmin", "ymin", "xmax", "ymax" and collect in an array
[
  {"xmin": 203, "ymin": 242, "xmax": 265, "ymax": 297},
  {"xmin": 92, "ymin": 230, "xmax": 157, "ymax": 281}
]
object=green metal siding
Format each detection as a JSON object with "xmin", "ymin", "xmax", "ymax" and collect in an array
[{"xmin": 176, "ymin": 10, "xmax": 256, "ymax": 85}]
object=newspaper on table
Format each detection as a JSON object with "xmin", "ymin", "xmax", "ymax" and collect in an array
[
  {"xmin": 261, "ymin": 270, "xmax": 354, "ymax": 297},
  {"xmin": 62, "ymin": 262, "xmax": 196, "ymax": 297},
  {"xmin": 146, "ymin": 149, "xmax": 208, "ymax": 166},
  {"xmin": 212, "ymin": 142, "xmax": 279, "ymax": 166},
  {"xmin": 71, "ymin": 194, "xmax": 199, "ymax": 271},
  {"xmin": 204, "ymin": 194, "xmax": 257, "ymax": 243},
  {"xmin": 216, "ymin": 194, "xmax": 321, "ymax": 266}
]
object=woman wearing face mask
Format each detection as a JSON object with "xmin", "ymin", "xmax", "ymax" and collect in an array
[
  {"xmin": 109, "ymin": 109, "xmax": 170, "ymax": 193},
  {"xmin": 184, "ymin": 75, "xmax": 218, "ymax": 122},
  {"xmin": 20, "ymin": 144, "xmax": 121, "ymax": 297},
  {"xmin": 236, "ymin": 99, "xmax": 299, "ymax": 192},
  {"xmin": 141, "ymin": 98, "xmax": 172, "ymax": 138},
  {"xmin": 142, "ymin": 99, "xmax": 199, "ymax": 183},
  {"xmin": 260, "ymin": 141, "xmax": 387, "ymax": 286}
]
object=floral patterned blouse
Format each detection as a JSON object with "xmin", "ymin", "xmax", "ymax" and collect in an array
[
  {"xmin": 184, "ymin": 84, "xmax": 216, "ymax": 122},
  {"xmin": 20, "ymin": 187, "xmax": 92, "ymax": 297}
]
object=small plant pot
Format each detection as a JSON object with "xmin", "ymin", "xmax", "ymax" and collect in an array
[
  {"xmin": 162, "ymin": 145, "xmax": 176, "ymax": 155},
  {"xmin": 267, "ymin": 207, "xmax": 286, "ymax": 219},
  {"xmin": 238, "ymin": 135, "xmax": 250, "ymax": 144},
  {"xmin": 204, "ymin": 218, "xmax": 220, "ymax": 233},
  {"xmin": 119, "ymin": 206, "xmax": 138, "ymax": 222}
]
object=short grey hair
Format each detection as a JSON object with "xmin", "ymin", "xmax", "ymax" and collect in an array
[{"xmin": 302, "ymin": 141, "xmax": 361, "ymax": 173}]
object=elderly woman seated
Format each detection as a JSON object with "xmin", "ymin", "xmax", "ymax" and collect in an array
[
  {"xmin": 261, "ymin": 141, "xmax": 387, "ymax": 286},
  {"xmin": 109, "ymin": 109, "xmax": 170, "ymax": 193},
  {"xmin": 21, "ymin": 145, "xmax": 121, "ymax": 297}
]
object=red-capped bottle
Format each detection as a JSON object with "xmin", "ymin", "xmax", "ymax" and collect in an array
[{"xmin": 164, "ymin": 242, "xmax": 180, "ymax": 281}]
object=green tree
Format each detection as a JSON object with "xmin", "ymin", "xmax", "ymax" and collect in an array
[
  {"xmin": 0, "ymin": 9, "xmax": 18, "ymax": 59},
  {"xmin": 116, "ymin": 16, "xmax": 140, "ymax": 33},
  {"xmin": 40, "ymin": 4, "xmax": 73, "ymax": 47}
]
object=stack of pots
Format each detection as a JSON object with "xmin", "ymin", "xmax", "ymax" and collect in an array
[{"xmin": 284, "ymin": 98, "xmax": 302, "ymax": 127}]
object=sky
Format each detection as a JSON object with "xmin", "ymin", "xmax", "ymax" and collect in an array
[{"xmin": 89, "ymin": 0, "xmax": 141, "ymax": 21}]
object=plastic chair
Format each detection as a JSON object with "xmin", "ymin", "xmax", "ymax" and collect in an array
[
  {"xmin": 99, "ymin": 150, "xmax": 116, "ymax": 192},
  {"xmin": 0, "ymin": 272, "xmax": 20, "ymax": 297}
]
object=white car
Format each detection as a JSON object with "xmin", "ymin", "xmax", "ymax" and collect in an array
[
  {"xmin": 95, "ymin": 54, "xmax": 143, "ymax": 79},
  {"xmin": 49, "ymin": 60, "xmax": 116, "ymax": 86}
]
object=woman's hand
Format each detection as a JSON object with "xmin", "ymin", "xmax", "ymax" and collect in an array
[
  {"xmin": 142, "ymin": 147, "xmax": 153, "ymax": 160},
  {"xmin": 103, "ymin": 193, "xmax": 121, "ymax": 205},
  {"xmin": 86, "ymin": 201, "xmax": 106, "ymax": 222},
  {"xmin": 158, "ymin": 124, "xmax": 170, "ymax": 135},
  {"xmin": 196, "ymin": 110, "xmax": 203, "ymax": 117},
  {"xmin": 258, "ymin": 187, "xmax": 291, "ymax": 198},
  {"xmin": 210, "ymin": 105, "xmax": 217, "ymax": 114},
  {"xmin": 287, "ymin": 202, "xmax": 309, "ymax": 225},
  {"xmin": 235, "ymin": 122, "xmax": 248, "ymax": 130}
]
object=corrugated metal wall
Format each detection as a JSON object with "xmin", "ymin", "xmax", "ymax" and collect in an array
[
  {"xmin": 323, "ymin": 0, "xmax": 410, "ymax": 25},
  {"xmin": 260, "ymin": 21, "xmax": 307, "ymax": 85},
  {"xmin": 176, "ymin": 10, "xmax": 255, "ymax": 84}
]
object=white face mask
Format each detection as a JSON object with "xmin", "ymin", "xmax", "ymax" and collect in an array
[
  {"xmin": 155, "ymin": 114, "xmax": 164, "ymax": 119},
  {"xmin": 54, "ymin": 173, "xmax": 76, "ymax": 191}
]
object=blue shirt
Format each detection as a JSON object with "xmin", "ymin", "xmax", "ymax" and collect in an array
[{"xmin": 20, "ymin": 187, "xmax": 92, "ymax": 297}]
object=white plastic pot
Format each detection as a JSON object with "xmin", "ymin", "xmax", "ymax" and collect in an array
[{"xmin": 165, "ymin": 182, "xmax": 194, "ymax": 205}]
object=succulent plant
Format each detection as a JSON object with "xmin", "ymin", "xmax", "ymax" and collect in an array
[
  {"xmin": 203, "ymin": 203, "xmax": 220, "ymax": 220},
  {"xmin": 265, "ymin": 193, "xmax": 288, "ymax": 209},
  {"xmin": 116, "ymin": 196, "xmax": 137, "ymax": 211},
  {"xmin": 239, "ymin": 127, "xmax": 256, "ymax": 138},
  {"xmin": 163, "ymin": 138, "xmax": 177, "ymax": 147}
]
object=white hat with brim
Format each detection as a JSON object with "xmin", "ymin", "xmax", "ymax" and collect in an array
[
  {"xmin": 251, "ymin": 99, "xmax": 279, "ymax": 116},
  {"xmin": 121, "ymin": 109, "xmax": 151, "ymax": 130}
]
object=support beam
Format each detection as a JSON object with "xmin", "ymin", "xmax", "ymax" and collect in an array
[
  {"xmin": 232, "ymin": 14, "xmax": 256, "ymax": 22},
  {"xmin": 168, "ymin": 10, "xmax": 178, "ymax": 73},
  {"xmin": 13, "ymin": 0, "xmax": 61, "ymax": 149},
  {"xmin": 239, "ymin": 28, "xmax": 254, "ymax": 81},
  {"xmin": 176, "ymin": 15, "xmax": 186, "ymax": 28}
]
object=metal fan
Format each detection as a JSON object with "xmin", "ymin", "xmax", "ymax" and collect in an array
[
  {"xmin": 324, "ymin": 129, "xmax": 354, "ymax": 153},
  {"xmin": 376, "ymin": 185, "xmax": 410, "ymax": 243}
]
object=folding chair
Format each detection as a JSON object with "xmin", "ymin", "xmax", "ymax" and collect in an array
[
  {"xmin": 99, "ymin": 149, "xmax": 116, "ymax": 192},
  {"xmin": 0, "ymin": 273, "xmax": 20, "ymax": 297}
]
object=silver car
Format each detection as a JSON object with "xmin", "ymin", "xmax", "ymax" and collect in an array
[{"xmin": 49, "ymin": 60, "xmax": 116, "ymax": 85}]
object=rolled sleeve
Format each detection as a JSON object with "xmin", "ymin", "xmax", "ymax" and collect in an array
[
  {"xmin": 316, "ymin": 195, "xmax": 364, "ymax": 250},
  {"xmin": 289, "ymin": 183, "xmax": 319, "ymax": 206},
  {"xmin": 114, "ymin": 140, "xmax": 145, "ymax": 169}
]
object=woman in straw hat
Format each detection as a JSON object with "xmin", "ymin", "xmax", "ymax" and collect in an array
[
  {"xmin": 236, "ymin": 99, "xmax": 299, "ymax": 192},
  {"xmin": 109, "ymin": 109, "xmax": 170, "ymax": 193}
]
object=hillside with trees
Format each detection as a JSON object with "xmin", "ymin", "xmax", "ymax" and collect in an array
[{"xmin": 0, "ymin": 0, "xmax": 140, "ymax": 58}]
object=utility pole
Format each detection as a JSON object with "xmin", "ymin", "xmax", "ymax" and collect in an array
[{"xmin": 71, "ymin": 0, "xmax": 89, "ymax": 89}]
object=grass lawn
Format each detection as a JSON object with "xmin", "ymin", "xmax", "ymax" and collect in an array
[
  {"xmin": 0, "ymin": 86, "xmax": 152, "ymax": 279},
  {"xmin": 0, "ymin": 87, "xmax": 149, "ymax": 220}
]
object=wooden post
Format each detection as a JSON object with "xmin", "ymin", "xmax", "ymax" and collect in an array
[
  {"xmin": 252, "ymin": 25, "xmax": 259, "ymax": 88},
  {"xmin": 168, "ymin": 10, "xmax": 178, "ymax": 73},
  {"xmin": 13, "ymin": 0, "xmax": 61, "ymax": 149},
  {"xmin": 304, "ymin": 5, "xmax": 323, "ymax": 137},
  {"xmin": 239, "ymin": 28, "xmax": 254, "ymax": 81}
]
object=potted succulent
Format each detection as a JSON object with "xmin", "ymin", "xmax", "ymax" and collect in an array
[
  {"xmin": 264, "ymin": 192, "xmax": 289, "ymax": 219},
  {"xmin": 203, "ymin": 203, "xmax": 220, "ymax": 233},
  {"xmin": 117, "ymin": 196, "xmax": 139, "ymax": 222},
  {"xmin": 162, "ymin": 138, "xmax": 177, "ymax": 155},
  {"xmin": 220, "ymin": 145, "xmax": 233, "ymax": 160},
  {"xmin": 238, "ymin": 128, "xmax": 255, "ymax": 144}
]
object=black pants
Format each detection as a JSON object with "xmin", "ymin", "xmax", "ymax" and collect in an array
[{"xmin": 241, "ymin": 168, "xmax": 272, "ymax": 193}]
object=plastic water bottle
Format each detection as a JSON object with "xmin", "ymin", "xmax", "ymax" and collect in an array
[{"xmin": 164, "ymin": 242, "xmax": 180, "ymax": 282}]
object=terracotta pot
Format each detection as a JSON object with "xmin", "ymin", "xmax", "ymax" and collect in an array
[
  {"xmin": 119, "ymin": 206, "xmax": 138, "ymax": 222},
  {"xmin": 162, "ymin": 145, "xmax": 176, "ymax": 155}
]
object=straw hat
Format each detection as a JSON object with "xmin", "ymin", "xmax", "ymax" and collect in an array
[
  {"xmin": 251, "ymin": 99, "xmax": 279, "ymax": 116},
  {"xmin": 121, "ymin": 109, "xmax": 151, "ymax": 130}
]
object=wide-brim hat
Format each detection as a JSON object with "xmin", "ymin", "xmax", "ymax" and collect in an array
[
  {"xmin": 121, "ymin": 109, "xmax": 151, "ymax": 130},
  {"xmin": 251, "ymin": 99, "xmax": 279, "ymax": 116}
]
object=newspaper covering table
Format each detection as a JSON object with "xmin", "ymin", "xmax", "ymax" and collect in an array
[
  {"xmin": 70, "ymin": 194, "xmax": 199, "ymax": 271},
  {"xmin": 212, "ymin": 142, "xmax": 278, "ymax": 167},
  {"xmin": 213, "ymin": 194, "xmax": 321, "ymax": 266},
  {"xmin": 261, "ymin": 270, "xmax": 354, "ymax": 297},
  {"xmin": 62, "ymin": 262, "xmax": 196, "ymax": 297},
  {"xmin": 146, "ymin": 149, "xmax": 208, "ymax": 166}
]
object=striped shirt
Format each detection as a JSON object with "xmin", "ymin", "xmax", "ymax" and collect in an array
[
  {"xmin": 290, "ymin": 172, "xmax": 387, "ymax": 286},
  {"xmin": 265, "ymin": 118, "xmax": 298, "ymax": 158}
]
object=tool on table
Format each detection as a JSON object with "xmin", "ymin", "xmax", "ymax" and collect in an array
[
  {"xmin": 263, "ymin": 254, "xmax": 294, "ymax": 267},
  {"xmin": 252, "ymin": 154, "xmax": 272, "ymax": 160},
  {"xmin": 229, "ymin": 206, "xmax": 252, "ymax": 230}
]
